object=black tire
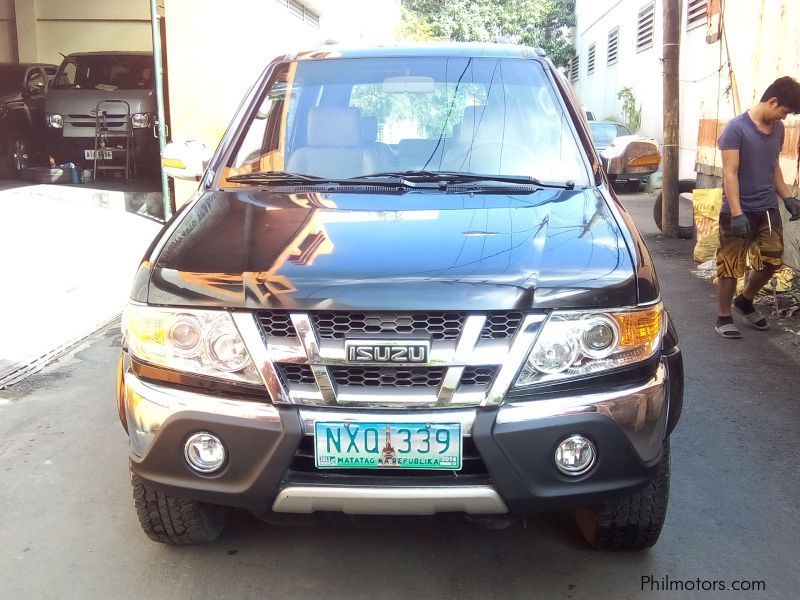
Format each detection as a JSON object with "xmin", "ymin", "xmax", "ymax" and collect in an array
[
  {"xmin": 653, "ymin": 179, "xmax": 695, "ymax": 239},
  {"xmin": 575, "ymin": 440, "xmax": 670, "ymax": 551},
  {"xmin": 0, "ymin": 132, "xmax": 31, "ymax": 179},
  {"xmin": 131, "ymin": 472, "xmax": 229, "ymax": 544}
]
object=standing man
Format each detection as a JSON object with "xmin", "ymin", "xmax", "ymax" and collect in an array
[{"xmin": 715, "ymin": 76, "xmax": 800, "ymax": 339}]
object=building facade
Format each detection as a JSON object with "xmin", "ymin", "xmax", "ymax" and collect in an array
[{"xmin": 573, "ymin": 0, "xmax": 800, "ymax": 267}]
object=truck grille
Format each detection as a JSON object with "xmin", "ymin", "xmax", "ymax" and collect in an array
[
  {"xmin": 256, "ymin": 310, "xmax": 525, "ymax": 341},
  {"xmin": 330, "ymin": 366, "xmax": 446, "ymax": 387},
  {"xmin": 277, "ymin": 364, "xmax": 499, "ymax": 390},
  {"xmin": 241, "ymin": 311, "xmax": 546, "ymax": 408},
  {"xmin": 312, "ymin": 311, "xmax": 465, "ymax": 340}
]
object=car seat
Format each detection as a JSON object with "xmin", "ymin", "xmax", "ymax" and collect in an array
[
  {"xmin": 287, "ymin": 107, "xmax": 380, "ymax": 179},
  {"xmin": 360, "ymin": 116, "xmax": 395, "ymax": 171}
]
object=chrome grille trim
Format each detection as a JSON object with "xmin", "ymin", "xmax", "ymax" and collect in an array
[
  {"xmin": 231, "ymin": 312, "xmax": 290, "ymax": 404},
  {"xmin": 235, "ymin": 310, "xmax": 546, "ymax": 408},
  {"xmin": 483, "ymin": 314, "xmax": 547, "ymax": 406},
  {"xmin": 291, "ymin": 313, "xmax": 337, "ymax": 406},
  {"xmin": 437, "ymin": 314, "xmax": 485, "ymax": 406}
]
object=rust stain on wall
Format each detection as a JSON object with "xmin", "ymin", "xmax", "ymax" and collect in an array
[{"xmin": 697, "ymin": 118, "xmax": 799, "ymax": 159}]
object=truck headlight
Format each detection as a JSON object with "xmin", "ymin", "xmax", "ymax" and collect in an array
[
  {"xmin": 47, "ymin": 114, "xmax": 63, "ymax": 128},
  {"xmin": 131, "ymin": 113, "xmax": 153, "ymax": 128},
  {"xmin": 514, "ymin": 303, "xmax": 664, "ymax": 387},
  {"xmin": 122, "ymin": 304, "xmax": 260, "ymax": 385}
]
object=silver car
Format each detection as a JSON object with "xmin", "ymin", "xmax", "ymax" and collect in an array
[{"xmin": 45, "ymin": 52, "xmax": 160, "ymax": 176}]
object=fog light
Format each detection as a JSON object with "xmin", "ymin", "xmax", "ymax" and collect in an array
[
  {"xmin": 554, "ymin": 435, "xmax": 596, "ymax": 476},
  {"xmin": 184, "ymin": 432, "xmax": 226, "ymax": 473}
]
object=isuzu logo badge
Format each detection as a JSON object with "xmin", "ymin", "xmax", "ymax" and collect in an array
[{"xmin": 345, "ymin": 340, "xmax": 429, "ymax": 364}]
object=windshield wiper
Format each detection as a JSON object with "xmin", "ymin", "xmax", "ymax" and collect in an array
[
  {"xmin": 356, "ymin": 170, "xmax": 574, "ymax": 189},
  {"xmin": 226, "ymin": 171, "xmax": 329, "ymax": 185}
]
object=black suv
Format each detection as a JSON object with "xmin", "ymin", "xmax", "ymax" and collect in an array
[
  {"xmin": 118, "ymin": 44, "xmax": 683, "ymax": 550},
  {"xmin": 0, "ymin": 63, "xmax": 57, "ymax": 178}
]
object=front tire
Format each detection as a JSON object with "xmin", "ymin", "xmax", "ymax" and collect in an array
[
  {"xmin": 131, "ymin": 472, "xmax": 229, "ymax": 544},
  {"xmin": 575, "ymin": 440, "xmax": 670, "ymax": 551},
  {"xmin": 0, "ymin": 132, "xmax": 30, "ymax": 179}
]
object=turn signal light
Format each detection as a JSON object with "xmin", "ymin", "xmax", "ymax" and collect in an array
[
  {"xmin": 613, "ymin": 305, "xmax": 663, "ymax": 349},
  {"xmin": 627, "ymin": 155, "xmax": 661, "ymax": 168}
]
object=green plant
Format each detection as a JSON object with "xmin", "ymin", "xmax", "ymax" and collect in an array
[
  {"xmin": 603, "ymin": 114, "xmax": 621, "ymax": 123},
  {"xmin": 617, "ymin": 87, "xmax": 641, "ymax": 133}
]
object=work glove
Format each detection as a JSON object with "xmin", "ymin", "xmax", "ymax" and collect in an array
[
  {"xmin": 784, "ymin": 196, "xmax": 800, "ymax": 221},
  {"xmin": 730, "ymin": 214, "xmax": 751, "ymax": 237}
]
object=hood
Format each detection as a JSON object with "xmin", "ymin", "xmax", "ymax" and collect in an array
[
  {"xmin": 0, "ymin": 91, "xmax": 20, "ymax": 105},
  {"xmin": 45, "ymin": 88, "xmax": 155, "ymax": 114},
  {"xmin": 144, "ymin": 188, "xmax": 638, "ymax": 311}
]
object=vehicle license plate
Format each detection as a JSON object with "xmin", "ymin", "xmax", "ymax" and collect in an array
[
  {"xmin": 84, "ymin": 149, "xmax": 112, "ymax": 159},
  {"xmin": 314, "ymin": 421, "xmax": 462, "ymax": 470}
]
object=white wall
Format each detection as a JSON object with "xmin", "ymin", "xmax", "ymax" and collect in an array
[
  {"xmin": 0, "ymin": 0, "xmax": 16, "ymax": 62},
  {"xmin": 574, "ymin": 0, "xmax": 714, "ymax": 179}
]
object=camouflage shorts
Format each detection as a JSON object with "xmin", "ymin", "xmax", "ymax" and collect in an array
[{"xmin": 716, "ymin": 208, "xmax": 784, "ymax": 279}]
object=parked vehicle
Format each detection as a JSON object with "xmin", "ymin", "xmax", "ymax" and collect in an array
[
  {"xmin": 0, "ymin": 62, "xmax": 58, "ymax": 178},
  {"xmin": 45, "ymin": 52, "xmax": 159, "ymax": 176},
  {"xmin": 588, "ymin": 120, "xmax": 661, "ymax": 192},
  {"xmin": 118, "ymin": 43, "xmax": 683, "ymax": 550}
]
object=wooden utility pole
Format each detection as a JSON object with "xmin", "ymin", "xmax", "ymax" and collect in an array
[{"xmin": 662, "ymin": 0, "xmax": 682, "ymax": 237}]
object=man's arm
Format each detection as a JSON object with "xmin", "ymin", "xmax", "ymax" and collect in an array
[
  {"xmin": 774, "ymin": 163, "xmax": 790, "ymax": 200},
  {"xmin": 721, "ymin": 148, "xmax": 742, "ymax": 215}
]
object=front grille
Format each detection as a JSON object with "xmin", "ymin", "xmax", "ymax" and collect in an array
[
  {"xmin": 330, "ymin": 366, "xmax": 445, "ymax": 387},
  {"xmin": 278, "ymin": 364, "xmax": 499, "ymax": 389},
  {"xmin": 312, "ymin": 312, "xmax": 466, "ymax": 340},
  {"xmin": 256, "ymin": 311, "xmax": 524, "ymax": 341},
  {"xmin": 480, "ymin": 312, "xmax": 524, "ymax": 339},
  {"xmin": 285, "ymin": 435, "xmax": 490, "ymax": 481},
  {"xmin": 257, "ymin": 312, "xmax": 297, "ymax": 337},
  {"xmin": 460, "ymin": 366, "xmax": 499, "ymax": 387},
  {"xmin": 278, "ymin": 363, "xmax": 315, "ymax": 385}
]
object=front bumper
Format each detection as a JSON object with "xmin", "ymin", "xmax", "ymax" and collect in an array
[
  {"xmin": 47, "ymin": 128, "xmax": 158, "ymax": 166},
  {"xmin": 122, "ymin": 351, "xmax": 681, "ymax": 515}
]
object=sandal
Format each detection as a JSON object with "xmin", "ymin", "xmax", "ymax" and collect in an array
[
  {"xmin": 715, "ymin": 322, "xmax": 742, "ymax": 339},
  {"xmin": 734, "ymin": 305, "xmax": 769, "ymax": 330}
]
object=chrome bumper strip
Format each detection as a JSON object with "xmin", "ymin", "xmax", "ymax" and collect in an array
[
  {"xmin": 271, "ymin": 485, "xmax": 509, "ymax": 515},
  {"xmin": 497, "ymin": 363, "xmax": 669, "ymax": 462},
  {"xmin": 125, "ymin": 373, "xmax": 280, "ymax": 422}
]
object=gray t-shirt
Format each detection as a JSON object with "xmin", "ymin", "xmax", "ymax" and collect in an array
[{"xmin": 718, "ymin": 112, "xmax": 784, "ymax": 212}]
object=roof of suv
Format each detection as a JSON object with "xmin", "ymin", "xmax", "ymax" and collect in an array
[
  {"xmin": 0, "ymin": 62, "xmax": 58, "ymax": 68},
  {"xmin": 286, "ymin": 42, "xmax": 548, "ymax": 62}
]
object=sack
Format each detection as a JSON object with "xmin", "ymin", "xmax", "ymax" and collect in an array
[{"xmin": 693, "ymin": 188, "xmax": 722, "ymax": 263}]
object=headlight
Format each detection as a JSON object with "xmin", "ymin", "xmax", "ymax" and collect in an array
[
  {"xmin": 514, "ymin": 303, "xmax": 664, "ymax": 387},
  {"xmin": 131, "ymin": 113, "xmax": 153, "ymax": 128},
  {"xmin": 122, "ymin": 304, "xmax": 261, "ymax": 385},
  {"xmin": 47, "ymin": 114, "xmax": 63, "ymax": 128}
]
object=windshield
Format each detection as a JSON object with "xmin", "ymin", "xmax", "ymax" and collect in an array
[
  {"xmin": 51, "ymin": 55, "xmax": 154, "ymax": 91},
  {"xmin": 223, "ymin": 56, "xmax": 590, "ymax": 187},
  {"xmin": 0, "ymin": 66, "xmax": 25, "ymax": 92},
  {"xmin": 589, "ymin": 121, "xmax": 629, "ymax": 143}
]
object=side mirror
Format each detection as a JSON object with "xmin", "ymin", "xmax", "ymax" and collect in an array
[
  {"xmin": 26, "ymin": 80, "xmax": 45, "ymax": 96},
  {"xmin": 162, "ymin": 139, "xmax": 212, "ymax": 181}
]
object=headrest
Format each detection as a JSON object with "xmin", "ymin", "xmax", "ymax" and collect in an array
[
  {"xmin": 361, "ymin": 115, "xmax": 378, "ymax": 142},
  {"xmin": 458, "ymin": 105, "xmax": 504, "ymax": 141},
  {"xmin": 307, "ymin": 107, "xmax": 362, "ymax": 147}
]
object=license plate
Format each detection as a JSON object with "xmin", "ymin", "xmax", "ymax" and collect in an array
[
  {"xmin": 314, "ymin": 421, "xmax": 462, "ymax": 470},
  {"xmin": 84, "ymin": 149, "xmax": 112, "ymax": 159}
]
